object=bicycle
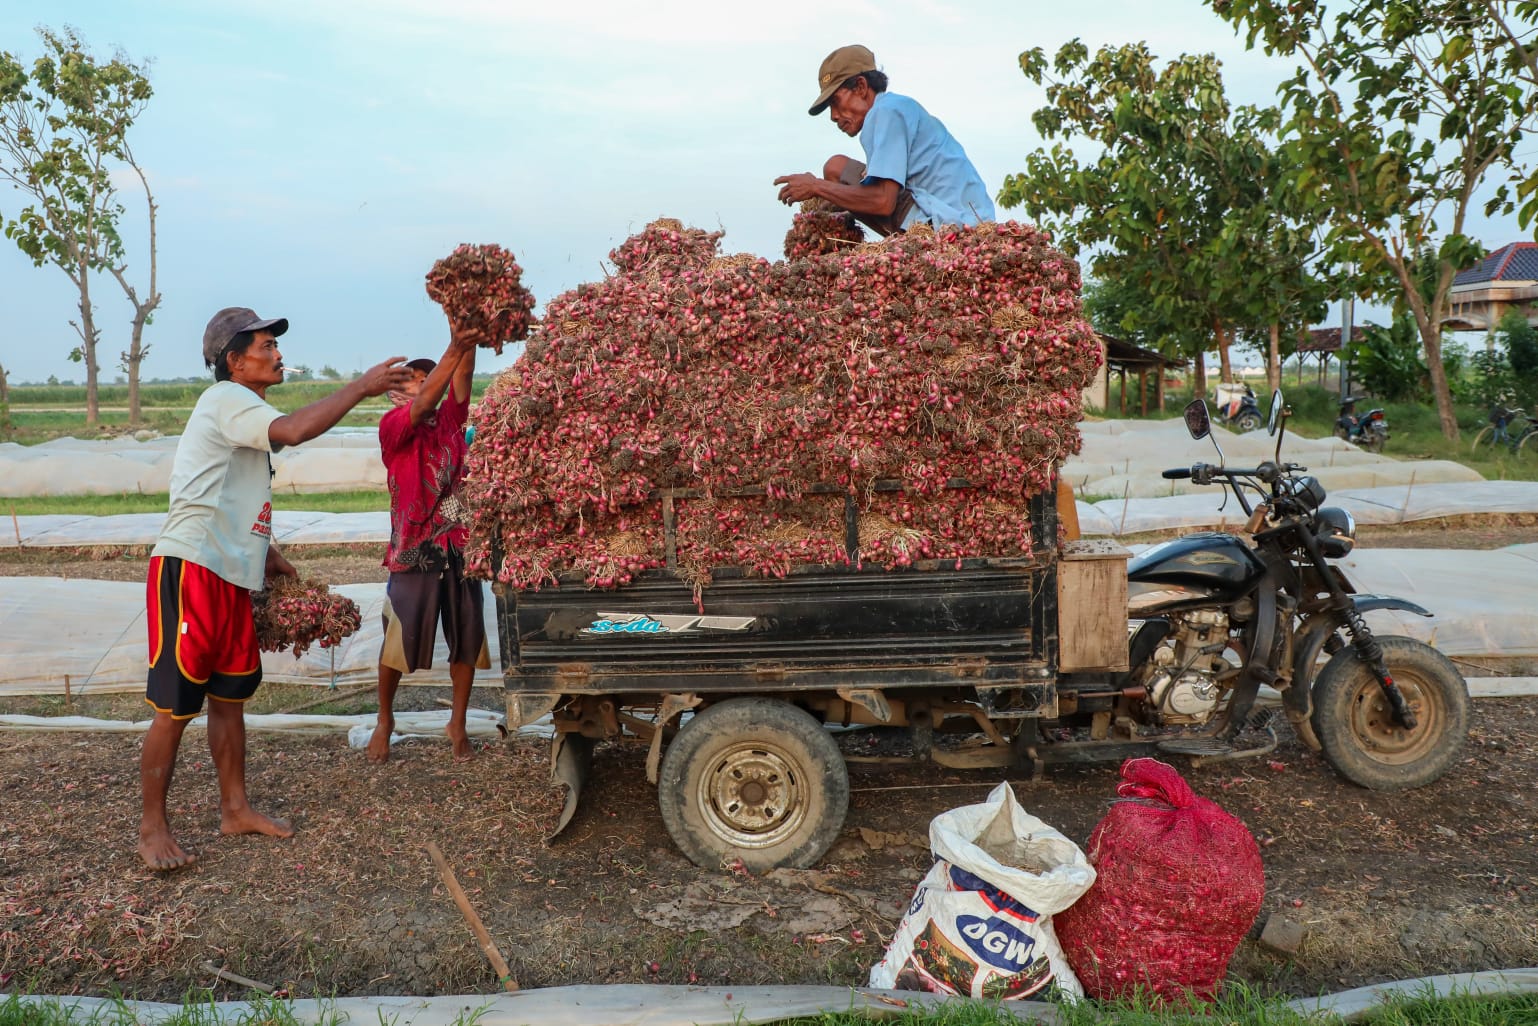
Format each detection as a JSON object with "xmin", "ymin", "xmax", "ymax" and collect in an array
[{"xmin": 1470, "ymin": 404, "xmax": 1538, "ymax": 456}]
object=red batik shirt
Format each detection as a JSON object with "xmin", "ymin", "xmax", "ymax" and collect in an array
[{"xmin": 380, "ymin": 391, "xmax": 470, "ymax": 573}]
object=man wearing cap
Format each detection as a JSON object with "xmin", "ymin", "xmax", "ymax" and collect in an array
[
  {"xmin": 774, "ymin": 44, "xmax": 995, "ymax": 237},
  {"xmin": 138, "ymin": 308, "xmax": 414, "ymax": 871},
  {"xmin": 367, "ymin": 329, "xmax": 486, "ymax": 763}
]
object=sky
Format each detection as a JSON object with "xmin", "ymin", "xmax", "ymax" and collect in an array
[{"xmin": 0, "ymin": 0, "xmax": 1530, "ymax": 384}]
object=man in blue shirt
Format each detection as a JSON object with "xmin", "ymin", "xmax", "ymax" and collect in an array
[{"xmin": 775, "ymin": 44, "xmax": 995, "ymax": 237}]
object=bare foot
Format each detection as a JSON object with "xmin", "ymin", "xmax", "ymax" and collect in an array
[
  {"xmin": 220, "ymin": 807, "xmax": 295, "ymax": 839},
  {"xmin": 448, "ymin": 725, "xmax": 475, "ymax": 762},
  {"xmin": 366, "ymin": 719, "xmax": 394, "ymax": 764},
  {"xmin": 138, "ymin": 824, "xmax": 197, "ymax": 872}
]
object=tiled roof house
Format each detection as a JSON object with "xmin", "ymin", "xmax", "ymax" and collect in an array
[{"xmin": 1445, "ymin": 242, "xmax": 1538, "ymax": 332}]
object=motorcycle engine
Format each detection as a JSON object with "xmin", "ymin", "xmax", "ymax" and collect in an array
[{"xmin": 1141, "ymin": 609, "xmax": 1231, "ymax": 723}]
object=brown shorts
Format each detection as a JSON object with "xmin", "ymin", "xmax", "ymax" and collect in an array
[
  {"xmin": 839, "ymin": 158, "xmax": 918, "ymax": 237},
  {"xmin": 380, "ymin": 548, "xmax": 489, "ymax": 674}
]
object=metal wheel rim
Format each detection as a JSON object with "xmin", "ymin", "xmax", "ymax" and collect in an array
[
  {"xmin": 1347, "ymin": 668, "xmax": 1445, "ymax": 764},
  {"xmin": 696, "ymin": 739, "xmax": 808, "ymax": 850}
]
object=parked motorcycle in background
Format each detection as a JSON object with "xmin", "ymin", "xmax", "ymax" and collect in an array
[
  {"xmin": 1214, "ymin": 383, "xmax": 1263, "ymax": 432},
  {"xmin": 1335, "ymin": 396, "xmax": 1389, "ymax": 452}
]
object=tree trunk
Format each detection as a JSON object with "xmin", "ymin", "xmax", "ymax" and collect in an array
[
  {"xmin": 1213, "ymin": 322, "xmax": 1233, "ymax": 383},
  {"xmin": 127, "ymin": 316, "xmax": 147, "ymax": 425},
  {"xmin": 1193, "ymin": 350, "xmax": 1208, "ymax": 399},
  {"xmin": 1267, "ymin": 323, "xmax": 1282, "ymax": 392},
  {"xmin": 78, "ymin": 275, "xmax": 101, "ymax": 429},
  {"xmin": 1419, "ymin": 320, "xmax": 1459, "ymax": 440},
  {"xmin": 0, "ymin": 359, "xmax": 10, "ymax": 440}
]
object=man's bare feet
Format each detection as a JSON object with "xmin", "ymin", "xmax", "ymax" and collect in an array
[
  {"xmin": 366, "ymin": 719, "xmax": 394, "ymax": 763},
  {"xmin": 138, "ymin": 824, "xmax": 197, "ymax": 872},
  {"xmin": 220, "ymin": 807, "xmax": 295, "ymax": 838},
  {"xmin": 448, "ymin": 725, "xmax": 475, "ymax": 762}
]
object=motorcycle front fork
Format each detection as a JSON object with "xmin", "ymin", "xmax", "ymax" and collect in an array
[{"xmin": 1338, "ymin": 601, "xmax": 1419, "ymax": 729}]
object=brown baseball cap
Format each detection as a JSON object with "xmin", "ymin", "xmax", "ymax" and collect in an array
[
  {"xmin": 202, "ymin": 306, "xmax": 289, "ymax": 368},
  {"xmin": 809, "ymin": 44, "xmax": 876, "ymax": 116},
  {"xmin": 406, "ymin": 358, "xmax": 437, "ymax": 374}
]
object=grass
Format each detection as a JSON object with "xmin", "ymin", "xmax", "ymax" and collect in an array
[
  {"xmin": 3, "ymin": 490, "xmax": 388, "ymax": 516},
  {"xmin": 6, "ymin": 987, "xmax": 1536, "ymax": 1026}
]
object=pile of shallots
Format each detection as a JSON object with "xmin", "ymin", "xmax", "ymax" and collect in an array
[
  {"xmin": 252, "ymin": 576, "xmax": 362, "ymax": 659},
  {"xmin": 461, "ymin": 218, "xmax": 1102, "ymax": 592},
  {"xmin": 425, "ymin": 243, "xmax": 536, "ymax": 355}
]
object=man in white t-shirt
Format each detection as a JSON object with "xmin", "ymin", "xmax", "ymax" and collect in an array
[
  {"xmin": 774, "ymin": 44, "xmax": 995, "ymax": 237},
  {"xmin": 138, "ymin": 306, "xmax": 414, "ymax": 871}
]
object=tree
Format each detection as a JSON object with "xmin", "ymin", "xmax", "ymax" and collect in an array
[
  {"xmin": 1498, "ymin": 308, "xmax": 1538, "ymax": 407},
  {"xmin": 0, "ymin": 27, "xmax": 160, "ymax": 428},
  {"xmin": 1000, "ymin": 42, "xmax": 1322, "ymax": 398},
  {"xmin": 0, "ymin": 359, "xmax": 10, "ymax": 440},
  {"xmin": 1209, "ymin": 0, "xmax": 1538, "ymax": 440}
]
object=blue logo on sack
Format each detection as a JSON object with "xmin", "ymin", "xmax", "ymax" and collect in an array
[{"xmin": 955, "ymin": 915, "xmax": 1037, "ymax": 971}]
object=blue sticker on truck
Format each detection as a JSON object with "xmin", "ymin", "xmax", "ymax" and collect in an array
[{"xmin": 581, "ymin": 612, "xmax": 757, "ymax": 636}]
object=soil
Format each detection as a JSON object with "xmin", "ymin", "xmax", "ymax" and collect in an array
[{"xmin": 3, "ymin": 521, "xmax": 1538, "ymax": 1002}]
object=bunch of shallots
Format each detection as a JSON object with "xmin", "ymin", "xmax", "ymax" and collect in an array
[
  {"xmin": 425, "ymin": 243, "xmax": 536, "ymax": 354},
  {"xmin": 462, "ymin": 218, "xmax": 1102, "ymax": 592},
  {"xmin": 783, "ymin": 201, "xmax": 864, "ymax": 260},
  {"xmin": 252, "ymin": 576, "xmax": 362, "ymax": 659}
]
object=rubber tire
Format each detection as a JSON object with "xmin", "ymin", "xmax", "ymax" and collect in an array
[
  {"xmin": 1470, "ymin": 424, "xmax": 1495, "ymax": 454},
  {"xmin": 657, "ymin": 698, "xmax": 849, "ymax": 872},
  {"xmin": 1518, "ymin": 431, "xmax": 1538, "ymax": 458},
  {"xmin": 1236, "ymin": 412, "xmax": 1262, "ymax": 433},
  {"xmin": 1311, "ymin": 636, "xmax": 1469, "ymax": 791},
  {"xmin": 1363, "ymin": 431, "xmax": 1386, "ymax": 454}
]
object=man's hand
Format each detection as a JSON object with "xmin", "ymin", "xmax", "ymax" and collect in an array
[
  {"xmin": 450, "ymin": 319, "xmax": 490, "ymax": 353},
  {"xmin": 358, "ymin": 357, "xmax": 414, "ymax": 398},
  {"xmin": 775, "ymin": 173, "xmax": 822, "ymax": 206},
  {"xmin": 265, "ymin": 546, "xmax": 297, "ymax": 585}
]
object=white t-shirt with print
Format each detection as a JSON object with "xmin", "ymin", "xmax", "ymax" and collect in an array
[{"xmin": 152, "ymin": 381, "xmax": 285, "ymax": 592}]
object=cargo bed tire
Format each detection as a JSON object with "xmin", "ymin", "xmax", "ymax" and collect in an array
[{"xmin": 658, "ymin": 697, "xmax": 849, "ymax": 872}]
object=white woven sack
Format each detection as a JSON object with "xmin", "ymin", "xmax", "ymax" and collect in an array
[{"xmin": 868, "ymin": 781, "xmax": 1095, "ymax": 1000}]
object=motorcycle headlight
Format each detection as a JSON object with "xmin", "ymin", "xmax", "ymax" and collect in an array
[
  {"xmin": 1281, "ymin": 475, "xmax": 1327, "ymax": 512},
  {"xmin": 1316, "ymin": 506, "xmax": 1356, "ymax": 557}
]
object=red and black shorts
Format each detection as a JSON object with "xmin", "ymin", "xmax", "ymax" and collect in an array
[{"xmin": 145, "ymin": 556, "xmax": 263, "ymax": 719}]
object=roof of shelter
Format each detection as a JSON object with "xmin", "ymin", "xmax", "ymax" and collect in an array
[
  {"xmin": 1299, "ymin": 326, "xmax": 1372, "ymax": 353},
  {"xmin": 1454, "ymin": 242, "xmax": 1538, "ymax": 286},
  {"xmin": 1100, "ymin": 334, "xmax": 1188, "ymax": 370}
]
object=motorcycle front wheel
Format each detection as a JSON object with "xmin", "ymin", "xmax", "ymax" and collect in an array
[
  {"xmin": 1236, "ymin": 412, "xmax": 1262, "ymax": 433},
  {"xmin": 1311, "ymin": 636, "xmax": 1469, "ymax": 790}
]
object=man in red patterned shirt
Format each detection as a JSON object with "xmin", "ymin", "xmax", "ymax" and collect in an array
[{"xmin": 369, "ymin": 327, "xmax": 488, "ymax": 762}]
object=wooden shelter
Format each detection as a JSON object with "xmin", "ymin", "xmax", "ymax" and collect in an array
[
  {"xmin": 1297, "ymin": 326, "xmax": 1370, "ymax": 387},
  {"xmin": 1100, "ymin": 336, "xmax": 1187, "ymax": 415}
]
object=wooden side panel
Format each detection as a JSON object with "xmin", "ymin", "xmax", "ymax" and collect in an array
[{"xmin": 1057, "ymin": 540, "xmax": 1130, "ymax": 672}]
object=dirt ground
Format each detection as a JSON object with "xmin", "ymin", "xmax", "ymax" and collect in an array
[{"xmin": 3, "ymin": 520, "xmax": 1538, "ymax": 1002}]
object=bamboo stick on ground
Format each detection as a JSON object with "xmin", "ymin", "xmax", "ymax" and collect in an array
[{"xmin": 425, "ymin": 840, "xmax": 519, "ymax": 992}]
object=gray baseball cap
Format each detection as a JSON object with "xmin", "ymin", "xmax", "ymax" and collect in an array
[{"xmin": 203, "ymin": 306, "xmax": 289, "ymax": 368}]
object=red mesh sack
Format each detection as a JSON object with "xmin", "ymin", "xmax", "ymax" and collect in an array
[{"xmin": 1053, "ymin": 758, "xmax": 1263, "ymax": 1003}]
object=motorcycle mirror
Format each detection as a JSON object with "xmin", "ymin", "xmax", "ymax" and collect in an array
[
  {"xmin": 1267, "ymin": 389, "xmax": 1283, "ymax": 436},
  {"xmin": 1183, "ymin": 399, "xmax": 1211, "ymax": 440}
]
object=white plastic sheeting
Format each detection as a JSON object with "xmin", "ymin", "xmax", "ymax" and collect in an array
[
  {"xmin": 8, "ymin": 969, "xmax": 1538, "ymax": 1026},
  {"xmin": 4, "ymin": 544, "xmax": 1537, "ymax": 698},
  {"xmin": 0, "ymin": 577, "xmax": 502, "ymax": 698},
  {"xmin": 0, "ymin": 430, "xmax": 387, "ymax": 498}
]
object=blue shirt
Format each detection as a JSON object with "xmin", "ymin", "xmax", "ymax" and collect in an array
[{"xmin": 860, "ymin": 92, "xmax": 995, "ymax": 229}]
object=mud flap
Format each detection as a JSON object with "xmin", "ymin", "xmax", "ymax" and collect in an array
[{"xmin": 547, "ymin": 733, "xmax": 595, "ymax": 841}]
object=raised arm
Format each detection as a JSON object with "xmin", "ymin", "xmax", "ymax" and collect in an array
[
  {"xmin": 269, "ymin": 357, "xmax": 413, "ymax": 448},
  {"xmin": 408, "ymin": 325, "xmax": 482, "ymax": 426}
]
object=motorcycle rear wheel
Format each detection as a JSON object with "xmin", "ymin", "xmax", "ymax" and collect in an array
[{"xmin": 1311, "ymin": 636, "xmax": 1469, "ymax": 790}]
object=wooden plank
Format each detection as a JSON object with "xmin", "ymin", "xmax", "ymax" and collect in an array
[{"xmin": 1057, "ymin": 542, "xmax": 1129, "ymax": 672}]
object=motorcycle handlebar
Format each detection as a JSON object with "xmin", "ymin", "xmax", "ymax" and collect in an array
[{"xmin": 1161, "ymin": 468, "xmax": 1192, "ymax": 480}]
